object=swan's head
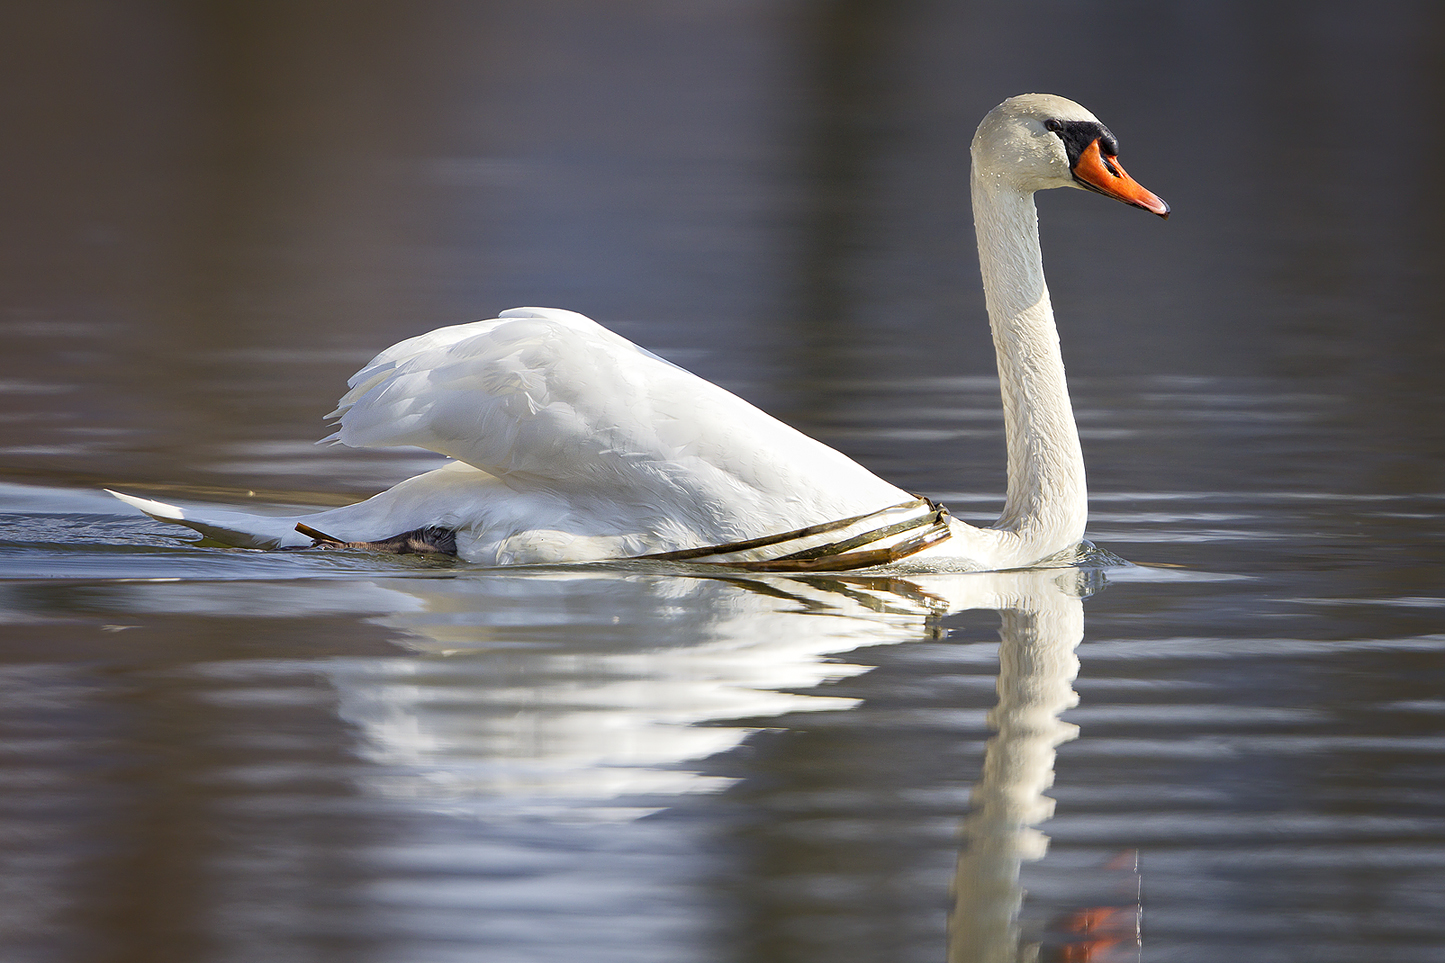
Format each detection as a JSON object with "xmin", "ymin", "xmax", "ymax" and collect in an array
[{"xmin": 972, "ymin": 93, "xmax": 1169, "ymax": 218}]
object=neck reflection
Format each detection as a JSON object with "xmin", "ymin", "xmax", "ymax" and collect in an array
[{"xmin": 949, "ymin": 571, "xmax": 1139, "ymax": 963}]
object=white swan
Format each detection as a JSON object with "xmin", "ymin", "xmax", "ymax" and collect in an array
[{"xmin": 110, "ymin": 94, "xmax": 1167, "ymax": 569}]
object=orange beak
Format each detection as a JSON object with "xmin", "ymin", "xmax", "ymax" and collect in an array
[{"xmin": 1072, "ymin": 139, "xmax": 1169, "ymax": 218}]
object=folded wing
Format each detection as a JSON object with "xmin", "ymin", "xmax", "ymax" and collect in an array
[{"xmin": 322, "ymin": 307, "xmax": 904, "ymax": 537}]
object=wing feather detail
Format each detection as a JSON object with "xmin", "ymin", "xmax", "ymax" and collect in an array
[{"xmin": 322, "ymin": 307, "xmax": 905, "ymax": 535}]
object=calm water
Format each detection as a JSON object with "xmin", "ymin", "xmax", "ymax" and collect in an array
[{"xmin": 3, "ymin": 3, "xmax": 1445, "ymax": 962}]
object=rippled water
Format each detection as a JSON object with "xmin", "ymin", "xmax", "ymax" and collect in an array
[
  {"xmin": 5, "ymin": 378, "xmax": 1443, "ymax": 963},
  {"xmin": 4, "ymin": 3, "xmax": 1445, "ymax": 962}
]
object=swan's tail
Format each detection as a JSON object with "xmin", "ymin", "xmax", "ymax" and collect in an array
[{"xmin": 106, "ymin": 490, "xmax": 314, "ymax": 550}]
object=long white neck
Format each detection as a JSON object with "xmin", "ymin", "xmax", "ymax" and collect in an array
[{"xmin": 971, "ymin": 173, "xmax": 1087, "ymax": 562}]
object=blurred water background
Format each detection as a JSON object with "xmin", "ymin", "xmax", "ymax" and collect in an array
[{"xmin": 2, "ymin": 2, "xmax": 1444, "ymax": 961}]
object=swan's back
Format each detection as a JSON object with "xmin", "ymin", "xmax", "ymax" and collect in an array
[{"xmin": 323, "ymin": 308, "xmax": 907, "ymax": 544}]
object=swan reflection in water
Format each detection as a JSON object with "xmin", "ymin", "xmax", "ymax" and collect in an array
[
  {"xmin": 329, "ymin": 564, "xmax": 1139, "ymax": 961},
  {"xmin": 946, "ymin": 571, "xmax": 1141, "ymax": 963}
]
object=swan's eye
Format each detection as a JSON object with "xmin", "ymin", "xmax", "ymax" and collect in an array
[{"xmin": 1044, "ymin": 118, "xmax": 1064, "ymax": 133}]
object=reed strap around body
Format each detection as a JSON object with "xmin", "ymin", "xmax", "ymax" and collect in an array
[{"xmin": 636, "ymin": 496, "xmax": 952, "ymax": 571}]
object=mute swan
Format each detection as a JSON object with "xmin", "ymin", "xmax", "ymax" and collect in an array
[{"xmin": 110, "ymin": 93, "xmax": 1167, "ymax": 570}]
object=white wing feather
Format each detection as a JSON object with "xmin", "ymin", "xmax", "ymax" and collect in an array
[
  {"xmin": 322, "ymin": 308, "xmax": 905, "ymax": 542},
  {"xmin": 108, "ymin": 308, "xmax": 922, "ymax": 563}
]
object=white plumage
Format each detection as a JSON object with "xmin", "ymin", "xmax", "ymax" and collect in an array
[{"xmin": 110, "ymin": 94, "xmax": 1167, "ymax": 570}]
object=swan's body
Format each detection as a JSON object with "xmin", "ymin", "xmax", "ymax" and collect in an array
[{"xmin": 111, "ymin": 94, "xmax": 1167, "ymax": 569}]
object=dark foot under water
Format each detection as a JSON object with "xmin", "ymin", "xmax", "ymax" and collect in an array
[{"xmin": 296, "ymin": 523, "xmax": 459, "ymax": 556}]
